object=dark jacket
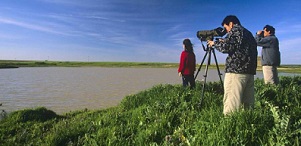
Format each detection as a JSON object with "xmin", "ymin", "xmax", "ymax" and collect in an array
[
  {"xmin": 178, "ymin": 51, "xmax": 196, "ymax": 75},
  {"xmin": 255, "ymin": 34, "xmax": 280, "ymax": 66},
  {"xmin": 214, "ymin": 24, "xmax": 258, "ymax": 75}
]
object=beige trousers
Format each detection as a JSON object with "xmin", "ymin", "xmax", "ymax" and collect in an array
[
  {"xmin": 223, "ymin": 73, "xmax": 255, "ymax": 115},
  {"xmin": 262, "ymin": 66, "xmax": 279, "ymax": 85}
]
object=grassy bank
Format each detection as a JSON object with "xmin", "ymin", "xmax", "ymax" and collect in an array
[{"xmin": 1, "ymin": 76, "xmax": 301, "ymax": 145}]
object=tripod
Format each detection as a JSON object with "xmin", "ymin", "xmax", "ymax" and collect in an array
[{"xmin": 194, "ymin": 40, "xmax": 223, "ymax": 107}]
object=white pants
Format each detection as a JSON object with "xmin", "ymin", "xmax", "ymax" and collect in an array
[
  {"xmin": 223, "ymin": 73, "xmax": 255, "ymax": 115},
  {"xmin": 262, "ymin": 66, "xmax": 279, "ymax": 85}
]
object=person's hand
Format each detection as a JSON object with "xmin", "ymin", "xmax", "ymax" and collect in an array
[
  {"xmin": 257, "ymin": 30, "xmax": 262, "ymax": 35},
  {"xmin": 178, "ymin": 72, "xmax": 182, "ymax": 77},
  {"xmin": 207, "ymin": 40, "xmax": 214, "ymax": 47}
]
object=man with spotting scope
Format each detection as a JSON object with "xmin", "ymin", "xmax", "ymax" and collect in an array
[{"xmin": 207, "ymin": 15, "xmax": 258, "ymax": 115}]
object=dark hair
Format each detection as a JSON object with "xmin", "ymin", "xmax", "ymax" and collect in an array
[
  {"xmin": 183, "ymin": 39, "xmax": 194, "ymax": 52},
  {"xmin": 221, "ymin": 15, "xmax": 241, "ymax": 26},
  {"xmin": 264, "ymin": 25, "xmax": 275, "ymax": 35}
]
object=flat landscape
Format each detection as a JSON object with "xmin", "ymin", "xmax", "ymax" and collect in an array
[
  {"xmin": 1, "ymin": 60, "xmax": 301, "ymax": 145},
  {"xmin": 1, "ymin": 60, "xmax": 301, "ymax": 73}
]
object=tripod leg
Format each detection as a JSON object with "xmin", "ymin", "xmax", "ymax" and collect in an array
[
  {"xmin": 194, "ymin": 51, "xmax": 209, "ymax": 80},
  {"xmin": 212, "ymin": 49, "xmax": 223, "ymax": 85},
  {"xmin": 199, "ymin": 49, "xmax": 211, "ymax": 107}
]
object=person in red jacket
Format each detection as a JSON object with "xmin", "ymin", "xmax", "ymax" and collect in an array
[{"xmin": 178, "ymin": 38, "xmax": 196, "ymax": 89}]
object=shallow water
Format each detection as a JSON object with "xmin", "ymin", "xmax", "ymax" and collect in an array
[
  {"xmin": 0, "ymin": 67, "xmax": 182, "ymax": 114},
  {"xmin": 0, "ymin": 67, "xmax": 295, "ymax": 114}
]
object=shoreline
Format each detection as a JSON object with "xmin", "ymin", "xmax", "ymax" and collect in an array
[{"xmin": 0, "ymin": 60, "xmax": 301, "ymax": 73}]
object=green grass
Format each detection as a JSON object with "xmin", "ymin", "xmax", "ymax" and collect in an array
[{"xmin": 1, "ymin": 76, "xmax": 301, "ymax": 145}]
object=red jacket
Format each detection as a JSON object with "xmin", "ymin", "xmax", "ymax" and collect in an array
[{"xmin": 178, "ymin": 51, "xmax": 196, "ymax": 75}]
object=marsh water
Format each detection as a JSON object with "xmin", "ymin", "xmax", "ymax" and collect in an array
[{"xmin": 0, "ymin": 67, "xmax": 296, "ymax": 114}]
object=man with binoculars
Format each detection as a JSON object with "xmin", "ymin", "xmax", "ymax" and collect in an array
[{"xmin": 255, "ymin": 25, "xmax": 281, "ymax": 85}]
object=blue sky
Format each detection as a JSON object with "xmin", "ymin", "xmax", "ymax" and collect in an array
[{"xmin": 0, "ymin": 0, "xmax": 300, "ymax": 64}]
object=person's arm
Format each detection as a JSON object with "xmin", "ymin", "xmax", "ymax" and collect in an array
[
  {"xmin": 178, "ymin": 52, "xmax": 185, "ymax": 76},
  {"xmin": 214, "ymin": 27, "xmax": 241, "ymax": 54},
  {"xmin": 255, "ymin": 35, "xmax": 272, "ymax": 48}
]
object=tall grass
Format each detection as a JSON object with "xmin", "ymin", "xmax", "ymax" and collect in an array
[{"xmin": 1, "ymin": 76, "xmax": 301, "ymax": 145}]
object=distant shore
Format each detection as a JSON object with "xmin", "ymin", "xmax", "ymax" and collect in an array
[
  {"xmin": 0, "ymin": 60, "xmax": 301, "ymax": 73},
  {"xmin": 0, "ymin": 60, "xmax": 179, "ymax": 68},
  {"xmin": 0, "ymin": 65, "xmax": 19, "ymax": 69}
]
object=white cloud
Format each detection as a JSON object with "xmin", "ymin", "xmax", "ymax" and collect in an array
[{"xmin": 0, "ymin": 17, "xmax": 70, "ymax": 36}]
